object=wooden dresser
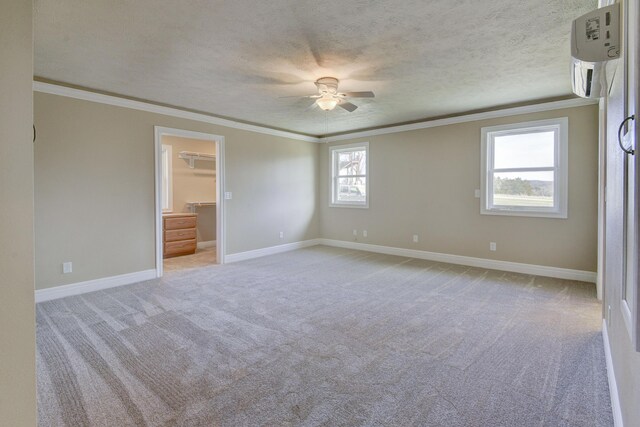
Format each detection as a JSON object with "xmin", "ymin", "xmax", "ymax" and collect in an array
[{"xmin": 163, "ymin": 213, "xmax": 197, "ymax": 258}]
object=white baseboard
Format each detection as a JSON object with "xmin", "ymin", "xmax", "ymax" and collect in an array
[
  {"xmin": 197, "ymin": 240, "xmax": 216, "ymax": 249},
  {"xmin": 225, "ymin": 238, "xmax": 595, "ymax": 282},
  {"xmin": 35, "ymin": 269, "xmax": 158, "ymax": 303},
  {"xmin": 225, "ymin": 239, "xmax": 321, "ymax": 263},
  {"xmin": 35, "ymin": 240, "xmax": 594, "ymax": 301},
  {"xmin": 602, "ymin": 320, "xmax": 624, "ymax": 427},
  {"xmin": 318, "ymin": 239, "xmax": 597, "ymax": 283}
]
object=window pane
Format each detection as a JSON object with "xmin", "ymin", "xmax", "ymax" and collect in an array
[
  {"xmin": 336, "ymin": 177, "xmax": 366, "ymax": 203},
  {"xmin": 494, "ymin": 131, "xmax": 555, "ymax": 169},
  {"xmin": 492, "ymin": 171, "xmax": 554, "ymax": 207},
  {"xmin": 338, "ymin": 150, "xmax": 366, "ymax": 175}
]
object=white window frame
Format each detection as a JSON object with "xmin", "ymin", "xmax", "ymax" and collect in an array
[
  {"xmin": 330, "ymin": 142, "xmax": 369, "ymax": 208},
  {"xmin": 161, "ymin": 144, "xmax": 173, "ymax": 213},
  {"xmin": 480, "ymin": 117, "xmax": 568, "ymax": 218}
]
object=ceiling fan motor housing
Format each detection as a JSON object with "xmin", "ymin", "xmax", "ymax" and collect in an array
[{"xmin": 315, "ymin": 77, "xmax": 339, "ymax": 95}]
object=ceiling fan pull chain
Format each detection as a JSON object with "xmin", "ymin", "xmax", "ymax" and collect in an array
[{"xmin": 325, "ymin": 110, "xmax": 328, "ymax": 135}]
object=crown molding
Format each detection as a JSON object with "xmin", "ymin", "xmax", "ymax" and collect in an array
[
  {"xmin": 319, "ymin": 97, "xmax": 599, "ymax": 143},
  {"xmin": 32, "ymin": 81, "xmax": 321, "ymax": 143},
  {"xmin": 34, "ymin": 81, "xmax": 598, "ymax": 144}
]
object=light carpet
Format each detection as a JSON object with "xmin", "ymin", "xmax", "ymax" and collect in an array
[{"xmin": 36, "ymin": 246, "xmax": 613, "ymax": 426}]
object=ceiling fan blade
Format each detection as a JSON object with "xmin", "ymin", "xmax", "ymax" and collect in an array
[
  {"xmin": 278, "ymin": 94, "xmax": 317, "ymax": 99},
  {"xmin": 342, "ymin": 91, "xmax": 375, "ymax": 98},
  {"xmin": 338, "ymin": 101, "xmax": 358, "ymax": 112}
]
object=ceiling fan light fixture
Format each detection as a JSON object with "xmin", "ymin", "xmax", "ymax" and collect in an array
[{"xmin": 316, "ymin": 96, "xmax": 339, "ymax": 111}]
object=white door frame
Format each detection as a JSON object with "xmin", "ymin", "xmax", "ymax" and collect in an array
[{"xmin": 154, "ymin": 126, "xmax": 226, "ymax": 277}]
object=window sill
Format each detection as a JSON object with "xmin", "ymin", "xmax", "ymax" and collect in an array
[
  {"xmin": 480, "ymin": 208, "xmax": 567, "ymax": 219},
  {"xmin": 330, "ymin": 203, "xmax": 369, "ymax": 209}
]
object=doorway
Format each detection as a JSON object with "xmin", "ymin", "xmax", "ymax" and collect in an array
[{"xmin": 154, "ymin": 126, "xmax": 225, "ymax": 277}]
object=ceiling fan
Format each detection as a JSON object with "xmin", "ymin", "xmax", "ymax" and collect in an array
[{"xmin": 293, "ymin": 77, "xmax": 375, "ymax": 112}]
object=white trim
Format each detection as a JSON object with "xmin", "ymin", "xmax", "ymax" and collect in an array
[
  {"xmin": 216, "ymin": 137, "xmax": 226, "ymax": 265},
  {"xmin": 155, "ymin": 126, "xmax": 226, "ymax": 278},
  {"xmin": 33, "ymin": 81, "xmax": 320, "ymax": 143},
  {"xmin": 225, "ymin": 239, "xmax": 321, "ymax": 263},
  {"xmin": 155, "ymin": 127, "xmax": 163, "ymax": 276},
  {"xmin": 597, "ymin": 98, "xmax": 606, "ymax": 301},
  {"xmin": 35, "ymin": 269, "xmax": 157, "ymax": 303},
  {"xmin": 197, "ymin": 240, "xmax": 216, "ymax": 249},
  {"xmin": 226, "ymin": 238, "xmax": 596, "ymax": 281},
  {"xmin": 320, "ymin": 98, "xmax": 598, "ymax": 142},
  {"xmin": 602, "ymin": 320, "xmax": 624, "ymax": 427},
  {"xmin": 33, "ymin": 82, "xmax": 598, "ymax": 144},
  {"xmin": 317, "ymin": 239, "xmax": 597, "ymax": 282},
  {"xmin": 161, "ymin": 144, "xmax": 173, "ymax": 212},
  {"xmin": 621, "ymin": 299, "xmax": 633, "ymax": 338},
  {"xmin": 480, "ymin": 117, "xmax": 569, "ymax": 219},
  {"xmin": 329, "ymin": 142, "xmax": 369, "ymax": 208},
  {"xmin": 155, "ymin": 127, "xmax": 219, "ymax": 142}
]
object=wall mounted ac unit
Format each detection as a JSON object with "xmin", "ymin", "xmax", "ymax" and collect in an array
[{"xmin": 571, "ymin": 3, "xmax": 620, "ymax": 98}]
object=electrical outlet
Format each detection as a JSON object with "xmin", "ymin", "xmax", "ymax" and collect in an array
[
  {"xmin": 224, "ymin": 192, "xmax": 232, "ymax": 200},
  {"xmin": 363, "ymin": 230, "xmax": 368, "ymax": 238},
  {"xmin": 62, "ymin": 262, "xmax": 73, "ymax": 274},
  {"xmin": 279, "ymin": 231, "xmax": 284, "ymax": 239},
  {"xmin": 413, "ymin": 234, "xmax": 419, "ymax": 243},
  {"xmin": 489, "ymin": 242, "xmax": 496, "ymax": 251},
  {"xmin": 353, "ymin": 229, "xmax": 357, "ymax": 236},
  {"xmin": 474, "ymin": 189, "xmax": 481, "ymax": 198}
]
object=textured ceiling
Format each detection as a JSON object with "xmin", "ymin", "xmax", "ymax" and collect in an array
[{"xmin": 34, "ymin": 0, "xmax": 596, "ymax": 136}]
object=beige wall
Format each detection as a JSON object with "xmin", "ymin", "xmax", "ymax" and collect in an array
[
  {"xmin": 163, "ymin": 136, "xmax": 216, "ymax": 242},
  {"xmin": 34, "ymin": 92, "xmax": 320, "ymax": 290},
  {"xmin": 602, "ymin": 0, "xmax": 640, "ymax": 424},
  {"xmin": 320, "ymin": 105, "xmax": 599, "ymax": 272},
  {"xmin": 0, "ymin": 0, "xmax": 36, "ymax": 425}
]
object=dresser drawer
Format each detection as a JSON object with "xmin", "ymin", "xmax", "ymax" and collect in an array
[
  {"xmin": 164, "ymin": 239, "xmax": 197, "ymax": 257},
  {"xmin": 164, "ymin": 216, "xmax": 197, "ymax": 230},
  {"xmin": 165, "ymin": 228, "xmax": 197, "ymax": 242}
]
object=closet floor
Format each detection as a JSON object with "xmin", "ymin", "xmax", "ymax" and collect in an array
[{"xmin": 163, "ymin": 246, "xmax": 216, "ymax": 273}]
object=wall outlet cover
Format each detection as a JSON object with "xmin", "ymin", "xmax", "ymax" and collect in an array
[{"xmin": 62, "ymin": 262, "xmax": 73, "ymax": 274}]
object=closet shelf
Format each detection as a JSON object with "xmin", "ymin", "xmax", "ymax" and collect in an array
[
  {"xmin": 178, "ymin": 151, "xmax": 215, "ymax": 168},
  {"xmin": 186, "ymin": 201, "xmax": 216, "ymax": 213}
]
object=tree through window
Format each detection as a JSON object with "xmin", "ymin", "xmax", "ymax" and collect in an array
[
  {"xmin": 481, "ymin": 118, "xmax": 568, "ymax": 218},
  {"xmin": 330, "ymin": 142, "xmax": 369, "ymax": 208}
]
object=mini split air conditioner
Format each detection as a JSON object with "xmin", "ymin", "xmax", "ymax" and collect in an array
[{"xmin": 571, "ymin": 3, "xmax": 620, "ymax": 98}]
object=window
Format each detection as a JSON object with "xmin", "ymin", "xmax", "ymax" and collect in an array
[
  {"xmin": 481, "ymin": 118, "xmax": 568, "ymax": 218},
  {"xmin": 161, "ymin": 144, "xmax": 173, "ymax": 212},
  {"xmin": 330, "ymin": 142, "xmax": 369, "ymax": 208}
]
